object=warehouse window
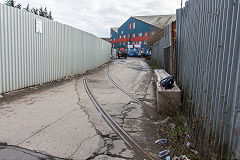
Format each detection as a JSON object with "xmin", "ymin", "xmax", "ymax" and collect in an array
[
  {"xmin": 127, "ymin": 34, "xmax": 130, "ymax": 38},
  {"xmin": 133, "ymin": 22, "xmax": 135, "ymax": 29},
  {"xmin": 120, "ymin": 42, "xmax": 121, "ymax": 45},
  {"xmin": 139, "ymin": 32, "xmax": 142, "ymax": 37},
  {"xmin": 123, "ymin": 42, "xmax": 125, "ymax": 45},
  {"xmin": 119, "ymin": 35, "xmax": 122, "ymax": 38},
  {"xmin": 144, "ymin": 41, "xmax": 147, "ymax": 44},
  {"xmin": 129, "ymin": 23, "xmax": 132, "ymax": 29},
  {"xmin": 144, "ymin": 32, "xmax": 148, "ymax": 36},
  {"xmin": 132, "ymin": 33, "xmax": 135, "ymax": 37},
  {"xmin": 123, "ymin": 35, "xmax": 126, "ymax": 38},
  {"xmin": 139, "ymin": 41, "xmax": 142, "ymax": 45}
]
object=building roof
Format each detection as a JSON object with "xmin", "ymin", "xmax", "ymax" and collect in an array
[
  {"xmin": 132, "ymin": 14, "xmax": 176, "ymax": 29},
  {"xmin": 111, "ymin": 27, "xmax": 119, "ymax": 33}
]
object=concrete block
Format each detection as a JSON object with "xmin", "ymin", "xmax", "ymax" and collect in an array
[{"xmin": 154, "ymin": 69, "xmax": 182, "ymax": 116}]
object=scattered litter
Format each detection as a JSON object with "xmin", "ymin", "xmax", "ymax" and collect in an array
[
  {"xmin": 186, "ymin": 141, "xmax": 191, "ymax": 148},
  {"xmin": 184, "ymin": 122, "xmax": 188, "ymax": 127},
  {"xmin": 154, "ymin": 117, "xmax": 170, "ymax": 125},
  {"xmin": 170, "ymin": 123, "xmax": 176, "ymax": 128},
  {"xmin": 40, "ymin": 83, "xmax": 43, "ymax": 86},
  {"xmin": 160, "ymin": 75, "xmax": 174, "ymax": 89},
  {"xmin": 165, "ymin": 156, "xmax": 171, "ymax": 160},
  {"xmin": 173, "ymin": 155, "xmax": 189, "ymax": 160},
  {"xmin": 63, "ymin": 75, "xmax": 73, "ymax": 80},
  {"xmin": 155, "ymin": 139, "xmax": 167, "ymax": 145},
  {"xmin": 0, "ymin": 95, "xmax": 3, "ymax": 99},
  {"xmin": 185, "ymin": 134, "xmax": 191, "ymax": 139},
  {"xmin": 191, "ymin": 149, "xmax": 198, "ymax": 154},
  {"xmin": 159, "ymin": 150, "xmax": 170, "ymax": 158},
  {"xmin": 130, "ymin": 101, "xmax": 138, "ymax": 104}
]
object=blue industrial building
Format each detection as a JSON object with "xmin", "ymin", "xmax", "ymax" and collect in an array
[{"xmin": 111, "ymin": 15, "xmax": 176, "ymax": 56}]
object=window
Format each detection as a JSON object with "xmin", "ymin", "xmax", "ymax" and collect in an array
[
  {"xmin": 133, "ymin": 22, "xmax": 135, "ymax": 29},
  {"xmin": 123, "ymin": 35, "xmax": 126, "ymax": 38},
  {"xmin": 120, "ymin": 42, "xmax": 121, "ymax": 45},
  {"xmin": 113, "ymin": 45, "xmax": 114, "ymax": 47},
  {"xmin": 132, "ymin": 42, "xmax": 135, "ymax": 45},
  {"xmin": 129, "ymin": 23, "xmax": 132, "ymax": 29},
  {"xmin": 138, "ymin": 32, "xmax": 142, "ymax": 37},
  {"xmin": 111, "ymin": 34, "xmax": 112, "ymax": 37},
  {"xmin": 127, "ymin": 34, "xmax": 130, "ymax": 38},
  {"xmin": 123, "ymin": 42, "xmax": 125, "ymax": 45},
  {"xmin": 139, "ymin": 41, "xmax": 142, "ymax": 45},
  {"xmin": 119, "ymin": 35, "xmax": 122, "ymax": 38},
  {"xmin": 144, "ymin": 41, "xmax": 147, "ymax": 44},
  {"xmin": 132, "ymin": 33, "xmax": 135, "ymax": 37},
  {"xmin": 144, "ymin": 32, "xmax": 148, "ymax": 36}
]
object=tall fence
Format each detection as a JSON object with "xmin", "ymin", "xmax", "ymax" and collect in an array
[
  {"xmin": 0, "ymin": 4, "xmax": 111, "ymax": 94},
  {"xmin": 176, "ymin": 0, "xmax": 240, "ymax": 159},
  {"xmin": 151, "ymin": 0, "xmax": 240, "ymax": 159},
  {"xmin": 151, "ymin": 22, "xmax": 177, "ymax": 77}
]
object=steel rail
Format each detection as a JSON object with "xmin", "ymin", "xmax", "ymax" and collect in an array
[
  {"xmin": 83, "ymin": 76, "xmax": 154, "ymax": 160},
  {"xmin": 107, "ymin": 67, "xmax": 143, "ymax": 106}
]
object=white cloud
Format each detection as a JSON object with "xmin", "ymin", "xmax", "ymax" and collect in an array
[{"xmin": 0, "ymin": 0, "xmax": 188, "ymax": 37}]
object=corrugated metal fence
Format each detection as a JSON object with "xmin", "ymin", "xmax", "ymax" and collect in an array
[
  {"xmin": 151, "ymin": 0, "xmax": 240, "ymax": 159},
  {"xmin": 177, "ymin": 0, "xmax": 240, "ymax": 159},
  {"xmin": 0, "ymin": 4, "xmax": 111, "ymax": 94},
  {"xmin": 151, "ymin": 22, "xmax": 177, "ymax": 77}
]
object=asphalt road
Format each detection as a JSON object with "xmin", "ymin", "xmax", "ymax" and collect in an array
[{"xmin": 0, "ymin": 57, "xmax": 160, "ymax": 160}]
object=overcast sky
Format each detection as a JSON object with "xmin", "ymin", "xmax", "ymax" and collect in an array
[{"xmin": 1, "ymin": 0, "xmax": 187, "ymax": 38}]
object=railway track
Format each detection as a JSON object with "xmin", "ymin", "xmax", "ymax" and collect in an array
[
  {"xmin": 107, "ymin": 67, "xmax": 143, "ymax": 105},
  {"xmin": 107, "ymin": 66, "xmax": 155, "ymax": 115},
  {"xmin": 83, "ymin": 76, "xmax": 155, "ymax": 160}
]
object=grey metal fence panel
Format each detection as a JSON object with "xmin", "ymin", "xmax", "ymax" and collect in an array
[
  {"xmin": 151, "ymin": 37, "xmax": 165, "ymax": 68},
  {"xmin": 176, "ymin": 0, "xmax": 240, "ymax": 159},
  {"xmin": 0, "ymin": 4, "xmax": 111, "ymax": 94}
]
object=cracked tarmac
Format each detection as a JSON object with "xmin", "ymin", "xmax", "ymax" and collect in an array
[{"xmin": 0, "ymin": 57, "xmax": 161, "ymax": 160}]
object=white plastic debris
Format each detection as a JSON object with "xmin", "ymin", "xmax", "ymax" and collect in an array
[
  {"xmin": 173, "ymin": 155, "xmax": 189, "ymax": 160},
  {"xmin": 155, "ymin": 117, "xmax": 170, "ymax": 125},
  {"xmin": 186, "ymin": 141, "xmax": 191, "ymax": 148},
  {"xmin": 159, "ymin": 150, "xmax": 170, "ymax": 158},
  {"xmin": 0, "ymin": 95, "xmax": 3, "ymax": 98},
  {"xmin": 155, "ymin": 139, "xmax": 167, "ymax": 144},
  {"xmin": 191, "ymin": 149, "xmax": 198, "ymax": 154}
]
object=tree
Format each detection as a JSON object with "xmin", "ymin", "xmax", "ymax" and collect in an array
[
  {"xmin": 15, "ymin": 3, "xmax": 21, "ymax": 9},
  {"xmin": 5, "ymin": 0, "xmax": 54, "ymax": 20},
  {"xmin": 5, "ymin": 0, "xmax": 15, "ymax": 7},
  {"xmin": 24, "ymin": 4, "xmax": 30, "ymax": 12},
  {"xmin": 48, "ymin": 11, "xmax": 53, "ymax": 20},
  {"xmin": 39, "ymin": 7, "xmax": 44, "ymax": 17},
  {"xmin": 31, "ymin": 8, "xmax": 39, "ymax": 15}
]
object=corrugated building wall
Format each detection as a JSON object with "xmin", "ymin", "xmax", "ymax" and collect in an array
[{"xmin": 0, "ymin": 4, "xmax": 111, "ymax": 94}]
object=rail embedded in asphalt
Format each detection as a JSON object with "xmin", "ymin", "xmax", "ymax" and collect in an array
[{"xmin": 83, "ymin": 76, "xmax": 154, "ymax": 160}]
